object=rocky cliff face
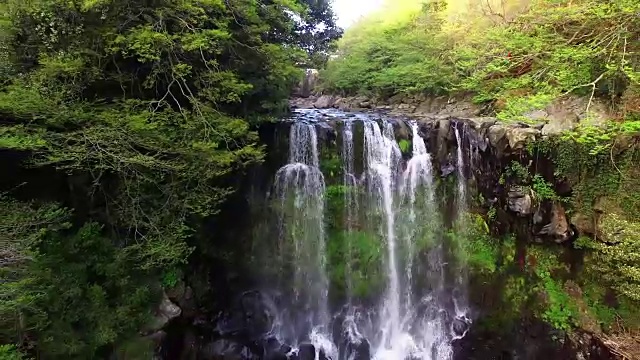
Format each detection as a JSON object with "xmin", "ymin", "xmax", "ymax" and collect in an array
[{"xmin": 156, "ymin": 104, "xmax": 635, "ymax": 359}]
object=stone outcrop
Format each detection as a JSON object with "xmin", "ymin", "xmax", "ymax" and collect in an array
[
  {"xmin": 538, "ymin": 96, "xmax": 610, "ymax": 135},
  {"xmin": 291, "ymin": 92, "xmax": 612, "ymax": 143},
  {"xmin": 535, "ymin": 202, "xmax": 573, "ymax": 243},
  {"xmin": 291, "ymin": 94, "xmax": 484, "ymax": 118},
  {"xmin": 508, "ymin": 186, "xmax": 534, "ymax": 216},
  {"xmin": 314, "ymin": 95, "xmax": 338, "ymax": 108},
  {"xmin": 146, "ymin": 291, "xmax": 181, "ymax": 334}
]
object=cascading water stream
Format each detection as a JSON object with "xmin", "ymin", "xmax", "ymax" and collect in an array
[
  {"xmin": 274, "ymin": 122, "xmax": 333, "ymax": 355},
  {"xmin": 363, "ymin": 120, "xmax": 403, "ymax": 348},
  {"xmin": 454, "ymin": 126, "xmax": 467, "ymax": 219},
  {"xmin": 452, "ymin": 125, "xmax": 471, "ymax": 329},
  {"xmin": 342, "ymin": 121, "xmax": 357, "ymax": 301},
  {"xmin": 400, "ymin": 121, "xmax": 453, "ymax": 360},
  {"xmin": 268, "ymin": 111, "xmax": 472, "ymax": 360}
]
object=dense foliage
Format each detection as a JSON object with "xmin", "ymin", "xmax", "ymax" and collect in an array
[
  {"xmin": 531, "ymin": 126, "xmax": 640, "ymax": 328},
  {"xmin": 0, "ymin": 0, "xmax": 338, "ymax": 357},
  {"xmin": 322, "ymin": 0, "xmax": 640, "ymax": 121},
  {"xmin": 460, "ymin": 129, "xmax": 640, "ymax": 343}
]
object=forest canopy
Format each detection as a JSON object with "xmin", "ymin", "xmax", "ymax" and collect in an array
[
  {"xmin": 322, "ymin": 0, "xmax": 640, "ymax": 122},
  {"xmin": 0, "ymin": 0, "xmax": 339, "ymax": 358}
]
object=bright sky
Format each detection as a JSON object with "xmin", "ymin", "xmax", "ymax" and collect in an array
[{"xmin": 332, "ymin": 0, "xmax": 385, "ymax": 29}]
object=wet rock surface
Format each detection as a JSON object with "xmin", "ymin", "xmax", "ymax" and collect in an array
[
  {"xmin": 157, "ymin": 106, "xmax": 620, "ymax": 360},
  {"xmin": 201, "ymin": 339, "xmax": 260, "ymax": 360}
]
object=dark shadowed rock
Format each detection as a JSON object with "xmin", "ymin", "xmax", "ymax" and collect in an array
[
  {"xmin": 319, "ymin": 348, "xmax": 330, "ymax": 360},
  {"xmin": 315, "ymin": 121, "xmax": 337, "ymax": 143},
  {"xmin": 538, "ymin": 202, "xmax": 572, "ymax": 243},
  {"xmin": 452, "ymin": 316, "xmax": 472, "ymax": 338},
  {"xmin": 345, "ymin": 338, "xmax": 370, "ymax": 360},
  {"xmin": 441, "ymin": 163, "xmax": 456, "ymax": 177},
  {"xmin": 145, "ymin": 292, "xmax": 181, "ymax": 334},
  {"xmin": 214, "ymin": 291, "xmax": 276, "ymax": 341},
  {"xmin": 298, "ymin": 343, "xmax": 316, "ymax": 360},
  {"xmin": 201, "ymin": 339, "xmax": 259, "ymax": 360},
  {"xmin": 263, "ymin": 337, "xmax": 291, "ymax": 360}
]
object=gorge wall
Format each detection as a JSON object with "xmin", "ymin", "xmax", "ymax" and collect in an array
[{"xmin": 156, "ymin": 102, "xmax": 638, "ymax": 360}]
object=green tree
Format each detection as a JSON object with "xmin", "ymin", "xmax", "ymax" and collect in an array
[{"xmin": 0, "ymin": 0, "xmax": 335, "ymax": 357}]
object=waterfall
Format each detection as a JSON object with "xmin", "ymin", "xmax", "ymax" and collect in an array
[
  {"xmin": 267, "ymin": 111, "xmax": 471, "ymax": 360},
  {"xmin": 401, "ymin": 121, "xmax": 435, "ymax": 311},
  {"xmin": 453, "ymin": 125, "xmax": 471, "ymax": 330},
  {"xmin": 274, "ymin": 122, "xmax": 330, "ymax": 344},
  {"xmin": 343, "ymin": 121, "xmax": 357, "ymax": 301},
  {"xmin": 363, "ymin": 120, "xmax": 403, "ymax": 355},
  {"xmin": 400, "ymin": 121, "xmax": 453, "ymax": 360},
  {"xmin": 454, "ymin": 126, "xmax": 467, "ymax": 219}
]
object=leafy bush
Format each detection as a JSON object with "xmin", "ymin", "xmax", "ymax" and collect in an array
[
  {"xmin": 0, "ymin": 345, "xmax": 28, "ymax": 360},
  {"xmin": 1, "ymin": 206, "xmax": 157, "ymax": 357}
]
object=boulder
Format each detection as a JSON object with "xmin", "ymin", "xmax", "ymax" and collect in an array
[
  {"xmin": 166, "ymin": 280, "xmax": 186, "ymax": 302},
  {"xmin": 388, "ymin": 93, "xmax": 407, "ymax": 105},
  {"xmin": 298, "ymin": 343, "xmax": 316, "ymax": 360},
  {"xmin": 314, "ymin": 95, "xmax": 337, "ymax": 109},
  {"xmin": 414, "ymin": 97, "xmax": 448, "ymax": 114},
  {"xmin": 538, "ymin": 202, "xmax": 573, "ymax": 243},
  {"xmin": 452, "ymin": 316, "xmax": 472, "ymax": 339},
  {"xmin": 396, "ymin": 103, "xmax": 416, "ymax": 112},
  {"xmin": 353, "ymin": 96, "xmax": 370, "ymax": 109},
  {"xmin": 290, "ymin": 96, "xmax": 317, "ymax": 109},
  {"xmin": 166, "ymin": 281, "xmax": 197, "ymax": 317},
  {"xmin": 571, "ymin": 212, "xmax": 595, "ymax": 236},
  {"xmin": 524, "ymin": 109, "xmax": 549, "ymax": 123},
  {"xmin": 318, "ymin": 348, "xmax": 330, "ymax": 360},
  {"xmin": 146, "ymin": 292, "xmax": 181, "ymax": 333},
  {"xmin": 542, "ymin": 116, "xmax": 576, "ymax": 136},
  {"xmin": 506, "ymin": 127, "xmax": 540, "ymax": 151},
  {"xmin": 359, "ymin": 100, "xmax": 372, "ymax": 108},
  {"xmin": 344, "ymin": 338, "xmax": 370, "ymax": 360},
  {"xmin": 540, "ymin": 95, "xmax": 611, "ymax": 135},
  {"xmin": 441, "ymin": 98, "xmax": 482, "ymax": 117},
  {"xmin": 467, "ymin": 117, "xmax": 498, "ymax": 131},
  {"xmin": 488, "ymin": 125, "xmax": 508, "ymax": 153},
  {"xmin": 507, "ymin": 186, "xmax": 533, "ymax": 216}
]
